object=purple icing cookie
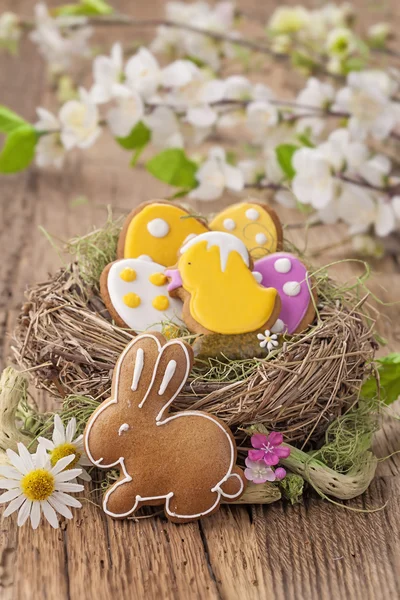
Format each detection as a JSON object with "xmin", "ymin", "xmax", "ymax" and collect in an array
[{"xmin": 253, "ymin": 252, "xmax": 314, "ymax": 334}]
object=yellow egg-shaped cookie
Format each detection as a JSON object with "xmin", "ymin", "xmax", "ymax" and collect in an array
[
  {"xmin": 209, "ymin": 201, "xmax": 283, "ymax": 259},
  {"xmin": 118, "ymin": 201, "xmax": 209, "ymax": 267}
]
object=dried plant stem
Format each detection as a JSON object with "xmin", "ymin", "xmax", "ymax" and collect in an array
[{"xmin": 0, "ymin": 368, "xmax": 32, "ymax": 456}]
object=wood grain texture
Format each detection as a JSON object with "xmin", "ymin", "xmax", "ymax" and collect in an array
[{"xmin": 0, "ymin": 0, "xmax": 399, "ymax": 599}]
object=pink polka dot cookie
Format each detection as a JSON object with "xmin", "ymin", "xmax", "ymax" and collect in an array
[
  {"xmin": 100, "ymin": 258, "xmax": 183, "ymax": 333},
  {"xmin": 253, "ymin": 252, "xmax": 316, "ymax": 334}
]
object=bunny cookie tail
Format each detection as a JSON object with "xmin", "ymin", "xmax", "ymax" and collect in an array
[{"xmin": 217, "ymin": 467, "xmax": 246, "ymax": 501}]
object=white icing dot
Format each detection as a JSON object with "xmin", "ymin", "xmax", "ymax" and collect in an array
[
  {"xmin": 283, "ymin": 281, "xmax": 301, "ymax": 297},
  {"xmin": 118, "ymin": 423, "xmax": 130, "ymax": 436},
  {"xmin": 137, "ymin": 254, "xmax": 152, "ymax": 262},
  {"xmin": 255, "ymin": 233, "xmax": 267, "ymax": 245},
  {"xmin": 271, "ymin": 319, "xmax": 285, "ymax": 333},
  {"xmin": 147, "ymin": 218, "xmax": 170, "ymax": 238},
  {"xmin": 252, "ymin": 271, "xmax": 263, "ymax": 284},
  {"xmin": 223, "ymin": 218, "xmax": 236, "ymax": 231},
  {"xmin": 245, "ymin": 208, "xmax": 260, "ymax": 220},
  {"xmin": 274, "ymin": 257, "xmax": 292, "ymax": 274}
]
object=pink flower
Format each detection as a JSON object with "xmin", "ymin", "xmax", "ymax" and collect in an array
[
  {"xmin": 244, "ymin": 457, "xmax": 276, "ymax": 484},
  {"xmin": 248, "ymin": 432, "xmax": 290, "ymax": 466},
  {"xmin": 274, "ymin": 467, "xmax": 287, "ymax": 480}
]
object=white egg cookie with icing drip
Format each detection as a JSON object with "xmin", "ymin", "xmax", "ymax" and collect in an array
[
  {"xmin": 101, "ymin": 259, "xmax": 183, "ymax": 333},
  {"xmin": 165, "ymin": 231, "xmax": 281, "ymax": 335},
  {"xmin": 118, "ymin": 200, "xmax": 209, "ymax": 267},
  {"xmin": 209, "ymin": 200, "xmax": 283, "ymax": 259}
]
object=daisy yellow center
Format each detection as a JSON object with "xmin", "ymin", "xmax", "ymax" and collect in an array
[
  {"xmin": 50, "ymin": 443, "xmax": 81, "ymax": 469},
  {"xmin": 20, "ymin": 469, "xmax": 55, "ymax": 501}
]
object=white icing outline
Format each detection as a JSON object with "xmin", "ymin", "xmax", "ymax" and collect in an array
[
  {"xmin": 131, "ymin": 348, "xmax": 144, "ymax": 391},
  {"xmin": 84, "ymin": 333, "xmax": 243, "ymax": 520},
  {"xmin": 180, "ymin": 231, "xmax": 250, "ymax": 272},
  {"xmin": 158, "ymin": 360, "xmax": 177, "ymax": 395}
]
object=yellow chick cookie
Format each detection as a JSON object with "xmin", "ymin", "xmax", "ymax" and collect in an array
[
  {"xmin": 209, "ymin": 200, "xmax": 283, "ymax": 259},
  {"xmin": 172, "ymin": 232, "xmax": 281, "ymax": 335},
  {"xmin": 118, "ymin": 201, "xmax": 209, "ymax": 267}
]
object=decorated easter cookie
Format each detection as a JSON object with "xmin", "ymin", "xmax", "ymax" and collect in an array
[
  {"xmin": 166, "ymin": 231, "xmax": 281, "ymax": 335},
  {"xmin": 118, "ymin": 201, "xmax": 209, "ymax": 266},
  {"xmin": 100, "ymin": 258, "xmax": 183, "ymax": 332},
  {"xmin": 253, "ymin": 252, "xmax": 316, "ymax": 334},
  {"xmin": 209, "ymin": 200, "xmax": 283, "ymax": 259},
  {"xmin": 84, "ymin": 332, "xmax": 246, "ymax": 523}
]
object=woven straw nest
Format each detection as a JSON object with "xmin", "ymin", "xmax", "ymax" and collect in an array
[{"xmin": 11, "ymin": 257, "xmax": 378, "ymax": 450}]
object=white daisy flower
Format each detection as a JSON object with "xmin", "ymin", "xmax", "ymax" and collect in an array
[
  {"xmin": 38, "ymin": 416, "xmax": 92, "ymax": 482},
  {"xmin": 257, "ymin": 330, "xmax": 279, "ymax": 352},
  {"xmin": 0, "ymin": 443, "xmax": 83, "ymax": 529}
]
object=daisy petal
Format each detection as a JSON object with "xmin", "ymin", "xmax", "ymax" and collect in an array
[
  {"xmin": 3, "ymin": 493, "xmax": 26, "ymax": 517},
  {"xmin": 17, "ymin": 499, "xmax": 32, "ymax": 526},
  {"xmin": 0, "ymin": 480, "xmax": 21, "ymax": 490},
  {"xmin": 55, "ymin": 468, "xmax": 83, "ymax": 482},
  {"xmin": 0, "ymin": 466, "xmax": 22, "ymax": 479},
  {"xmin": 53, "ymin": 415, "xmax": 66, "ymax": 446},
  {"xmin": 17, "ymin": 443, "xmax": 35, "ymax": 471},
  {"xmin": 0, "ymin": 489, "xmax": 22, "ymax": 503},
  {"xmin": 34, "ymin": 444, "xmax": 49, "ymax": 469},
  {"xmin": 51, "ymin": 454, "xmax": 76, "ymax": 475},
  {"xmin": 30, "ymin": 501, "xmax": 41, "ymax": 529},
  {"xmin": 48, "ymin": 496, "xmax": 73, "ymax": 520},
  {"xmin": 53, "ymin": 491, "xmax": 82, "ymax": 508},
  {"xmin": 66, "ymin": 418, "xmax": 77, "ymax": 443},
  {"xmin": 37, "ymin": 437, "xmax": 55, "ymax": 451},
  {"xmin": 6, "ymin": 449, "xmax": 29, "ymax": 475},
  {"xmin": 41, "ymin": 500, "xmax": 59, "ymax": 529},
  {"xmin": 56, "ymin": 482, "xmax": 84, "ymax": 493},
  {"xmin": 78, "ymin": 468, "xmax": 92, "ymax": 482},
  {"xmin": 72, "ymin": 435, "xmax": 84, "ymax": 449}
]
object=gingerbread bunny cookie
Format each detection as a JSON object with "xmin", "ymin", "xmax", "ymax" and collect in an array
[{"xmin": 84, "ymin": 332, "xmax": 246, "ymax": 523}]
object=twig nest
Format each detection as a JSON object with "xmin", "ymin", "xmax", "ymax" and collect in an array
[{"xmin": 12, "ymin": 262, "xmax": 376, "ymax": 446}]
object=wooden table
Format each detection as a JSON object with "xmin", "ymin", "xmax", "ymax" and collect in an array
[{"xmin": 1, "ymin": 1, "xmax": 399, "ymax": 598}]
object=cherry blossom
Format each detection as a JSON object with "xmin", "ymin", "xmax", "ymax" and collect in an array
[{"xmin": 189, "ymin": 146, "xmax": 244, "ymax": 201}]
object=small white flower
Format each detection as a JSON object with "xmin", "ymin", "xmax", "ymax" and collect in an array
[
  {"xmin": 223, "ymin": 76, "xmax": 252, "ymax": 100},
  {"xmin": 34, "ymin": 108, "xmax": 65, "ymax": 168},
  {"xmin": 237, "ymin": 159, "xmax": 264, "ymax": 185},
  {"xmin": 392, "ymin": 196, "xmax": 400, "ymax": 221},
  {"xmin": 334, "ymin": 71, "xmax": 398, "ymax": 140},
  {"xmin": 29, "ymin": 3, "xmax": 92, "ymax": 73},
  {"xmin": 144, "ymin": 106, "xmax": 183, "ymax": 148},
  {"xmin": 268, "ymin": 6, "xmax": 310, "ymax": 35},
  {"xmin": 0, "ymin": 12, "xmax": 21, "ymax": 48},
  {"xmin": 292, "ymin": 147, "xmax": 337, "ymax": 209},
  {"xmin": 90, "ymin": 42, "xmax": 124, "ymax": 104},
  {"xmin": 59, "ymin": 88, "xmax": 102, "ymax": 150},
  {"xmin": 189, "ymin": 146, "xmax": 244, "ymax": 201},
  {"xmin": 125, "ymin": 47, "xmax": 160, "ymax": 99},
  {"xmin": 257, "ymin": 330, "xmax": 279, "ymax": 352},
  {"xmin": 246, "ymin": 101, "xmax": 279, "ymax": 142},
  {"xmin": 38, "ymin": 415, "xmax": 91, "ymax": 482},
  {"xmin": 336, "ymin": 183, "xmax": 395, "ymax": 237},
  {"xmin": 358, "ymin": 154, "xmax": 392, "ymax": 188},
  {"xmin": 367, "ymin": 23, "xmax": 391, "ymax": 47},
  {"xmin": 326, "ymin": 27, "xmax": 356, "ymax": 57},
  {"xmin": 318, "ymin": 128, "xmax": 368, "ymax": 172},
  {"xmin": 296, "ymin": 77, "xmax": 335, "ymax": 109},
  {"xmin": 106, "ymin": 85, "xmax": 144, "ymax": 138},
  {"xmin": 0, "ymin": 442, "xmax": 83, "ymax": 529}
]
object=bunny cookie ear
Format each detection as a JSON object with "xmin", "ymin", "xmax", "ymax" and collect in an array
[
  {"xmin": 139, "ymin": 339, "xmax": 193, "ymax": 422},
  {"xmin": 113, "ymin": 332, "xmax": 165, "ymax": 407}
]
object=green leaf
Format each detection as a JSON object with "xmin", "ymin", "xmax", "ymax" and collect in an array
[
  {"xmin": 297, "ymin": 133, "xmax": 315, "ymax": 148},
  {"xmin": 116, "ymin": 121, "xmax": 151, "ymax": 150},
  {"xmin": 146, "ymin": 149, "xmax": 198, "ymax": 189},
  {"xmin": 0, "ymin": 126, "xmax": 37, "ymax": 174},
  {"xmin": 56, "ymin": 0, "xmax": 113, "ymax": 16},
  {"xmin": 276, "ymin": 144, "xmax": 299, "ymax": 180},
  {"xmin": 0, "ymin": 106, "xmax": 28, "ymax": 134},
  {"xmin": 361, "ymin": 353, "xmax": 400, "ymax": 405}
]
